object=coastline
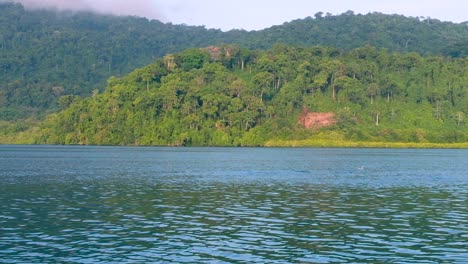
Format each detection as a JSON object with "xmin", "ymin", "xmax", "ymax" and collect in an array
[
  {"xmin": 264, "ymin": 139, "xmax": 468, "ymax": 149},
  {"xmin": 2, "ymin": 140, "xmax": 468, "ymax": 149}
]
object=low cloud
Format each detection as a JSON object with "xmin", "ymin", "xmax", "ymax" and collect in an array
[{"xmin": 1, "ymin": 0, "xmax": 163, "ymax": 20}]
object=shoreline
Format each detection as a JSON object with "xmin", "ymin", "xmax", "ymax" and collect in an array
[
  {"xmin": 1, "ymin": 141, "xmax": 468, "ymax": 149},
  {"xmin": 264, "ymin": 139, "xmax": 468, "ymax": 149}
]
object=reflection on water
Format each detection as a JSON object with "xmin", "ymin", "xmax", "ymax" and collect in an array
[{"xmin": 0, "ymin": 146, "xmax": 467, "ymax": 263}]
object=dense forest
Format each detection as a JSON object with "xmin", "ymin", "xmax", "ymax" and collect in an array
[
  {"xmin": 0, "ymin": 3, "xmax": 223, "ymax": 119},
  {"xmin": 1, "ymin": 2, "xmax": 467, "ymax": 120},
  {"xmin": 8, "ymin": 45, "xmax": 466, "ymax": 146}
]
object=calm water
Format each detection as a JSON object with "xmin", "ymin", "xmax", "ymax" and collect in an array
[{"xmin": 0, "ymin": 146, "xmax": 467, "ymax": 263}]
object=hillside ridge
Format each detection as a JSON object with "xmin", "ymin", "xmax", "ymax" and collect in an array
[
  {"xmin": 5, "ymin": 45, "xmax": 466, "ymax": 146},
  {"xmin": 1, "ymin": 2, "xmax": 467, "ymax": 120}
]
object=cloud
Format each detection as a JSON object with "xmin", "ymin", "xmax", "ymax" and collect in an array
[
  {"xmin": 2, "ymin": 0, "xmax": 89, "ymax": 10},
  {"xmin": 1, "ymin": 0, "xmax": 163, "ymax": 20}
]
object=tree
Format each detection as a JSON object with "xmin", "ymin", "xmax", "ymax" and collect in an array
[
  {"xmin": 140, "ymin": 71, "xmax": 154, "ymax": 92},
  {"xmin": 428, "ymin": 89, "xmax": 445, "ymax": 120},
  {"xmin": 252, "ymin": 72, "xmax": 275, "ymax": 102},
  {"xmin": 320, "ymin": 60, "xmax": 345, "ymax": 101},
  {"xmin": 331, "ymin": 75, "xmax": 360, "ymax": 102},
  {"xmin": 229, "ymin": 79, "xmax": 247, "ymax": 98},
  {"xmin": 455, "ymin": 111, "xmax": 464, "ymax": 126},
  {"xmin": 367, "ymin": 83, "xmax": 379, "ymax": 104},
  {"xmin": 380, "ymin": 77, "xmax": 400, "ymax": 103},
  {"xmin": 176, "ymin": 48, "xmax": 210, "ymax": 71}
]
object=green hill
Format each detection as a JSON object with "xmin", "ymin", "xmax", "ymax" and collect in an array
[
  {"xmin": 7, "ymin": 45, "xmax": 466, "ymax": 147},
  {"xmin": 240, "ymin": 11, "xmax": 468, "ymax": 55},
  {"xmin": 1, "ymin": 3, "xmax": 467, "ymax": 120}
]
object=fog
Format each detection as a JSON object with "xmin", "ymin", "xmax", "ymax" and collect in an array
[{"xmin": 1, "ymin": 0, "xmax": 162, "ymax": 19}]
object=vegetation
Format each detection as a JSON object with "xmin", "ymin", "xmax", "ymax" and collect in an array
[
  {"xmin": 265, "ymin": 134, "xmax": 468, "ymax": 149},
  {"xmin": 0, "ymin": 3, "xmax": 223, "ymax": 120},
  {"xmin": 1, "ymin": 2, "xmax": 467, "ymax": 120},
  {"xmin": 5, "ymin": 45, "xmax": 466, "ymax": 147},
  {"xmin": 240, "ymin": 11, "xmax": 468, "ymax": 56}
]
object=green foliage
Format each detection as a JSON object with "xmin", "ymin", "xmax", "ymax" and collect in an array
[
  {"xmin": 0, "ymin": 3, "xmax": 224, "ymax": 120},
  {"xmin": 1, "ymin": 3, "xmax": 467, "ymax": 121},
  {"xmin": 176, "ymin": 49, "xmax": 210, "ymax": 71},
  {"xmin": 443, "ymin": 39, "xmax": 468, "ymax": 58},
  {"xmin": 248, "ymin": 12, "xmax": 468, "ymax": 56},
  {"xmin": 4, "ymin": 45, "xmax": 462, "ymax": 147}
]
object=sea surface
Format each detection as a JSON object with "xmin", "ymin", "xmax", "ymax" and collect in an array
[{"xmin": 0, "ymin": 145, "xmax": 467, "ymax": 263}]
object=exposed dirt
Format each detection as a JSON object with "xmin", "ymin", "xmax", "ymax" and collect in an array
[
  {"xmin": 298, "ymin": 109, "xmax": 336, "ymax": 129},
  {"xmin": 204, "ymin": 46, "xmax": 222, "ymax": 60}
]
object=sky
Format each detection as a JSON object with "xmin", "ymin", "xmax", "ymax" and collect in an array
[{"xmin": 4, "ymin": 0, "xmax": 468, "ymax": 31}]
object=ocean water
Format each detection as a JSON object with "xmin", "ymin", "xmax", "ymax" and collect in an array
[{"xmin": 0, "ymin": 145, "xmax": 467, "ymax": 263}]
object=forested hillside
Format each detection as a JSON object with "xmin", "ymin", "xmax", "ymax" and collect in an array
[
  {"xmin": 1, "ymin": 2, "xmax": 467, "ymax": 120},
  {"xmin": 12, "ymin": 45, "xmax": 466, "ymax": 146},
  {"xmin": 243, "ymin": 11, "xmax": 468, "ymax": 56},
  {"xmin": 0, "ymin": 3, "xmax": 223, "ymax": 119}
]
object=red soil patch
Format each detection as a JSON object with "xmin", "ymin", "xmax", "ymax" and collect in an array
[
  {"xmin": 204, "ymin": 46, "xmax": 222, "ymax": 60},
  {"xmin": 298, "ymin": 110, "xmax": 336, "ymax": 129}
]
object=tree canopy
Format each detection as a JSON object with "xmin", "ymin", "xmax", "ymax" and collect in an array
[
  {"xmin": 15, "ymin": 45, "xmax": 467, "ymax": 146},
  {"xmin": 1, "ymin": 3, "xmax": 467, "ymax": 120}
]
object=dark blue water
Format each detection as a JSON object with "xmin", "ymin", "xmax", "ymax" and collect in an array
[{"xmin": 0, "ymin": 145, "xmax": 467, "ymax": 263}]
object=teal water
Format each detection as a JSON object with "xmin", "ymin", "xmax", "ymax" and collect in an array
[{"xmin": 0, "ymin": 145, "xmax": 467, "ymax": 263}]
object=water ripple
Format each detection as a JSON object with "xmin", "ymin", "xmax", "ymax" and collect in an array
[{"xmin": 0, "ymin": 146, "xmax": 467, "ymax": 263}]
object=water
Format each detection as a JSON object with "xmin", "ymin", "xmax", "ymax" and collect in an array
[{"xmin": 0, "ymin": 145, "xmax": 467, "ymax": 263}]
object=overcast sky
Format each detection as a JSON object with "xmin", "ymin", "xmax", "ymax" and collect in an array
[
  {"xmin": 5, "ymin": 0, "xmax": 468, "ymax": 31},
  {"xmin": 158, "ymin": 0, "xmax": 468, "ymax": 30}
]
